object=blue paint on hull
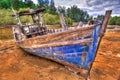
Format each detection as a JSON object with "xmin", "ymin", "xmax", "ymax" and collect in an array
[{"xmin": 25, "ymin": 25, "xmax": 101, "ymax": 70}]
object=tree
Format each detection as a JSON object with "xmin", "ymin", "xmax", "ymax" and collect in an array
[
  {"xmin": 0, "ymin": 0, "xmax": 11, "ymax": 9},
  {"xmin": 38, "ymin": 0, "xmax": 49, "ymax": 8},
  {"xmin": 49, "ymin": 0, "xmax": 56, "ymax": 14},
  {"xmin": 11, "ymin": 0, "xmax": 27, "ymax": 10},
  {"xmin": 38, "ymin": 0, "xmax": 44, "ymax": 7},
  {"xmin": 109, "ymin": 16, "xmax": 117, "ymax": 25},
  {"xmin": 0, "ymin": 0, "xmax": 37, "ymax": 9},
  {"xmin": 97, "ymin": 15, "xmax": 104, "ymax": 19},
  {"xmin": 109, "ymin": 16, "xmax": 120, "ymax": 26},
  {"xmin": 25, "ymin": 0, "xmax": 35, "ymax": 8},
  {"xmin": 116, "ymin": 17, "xmax": 120, "ymax": 26},
  {"xmin": 11, "ymin": 0, "xmax": 20, "ymax": 10},
  {"xmin": 57, "ymin": 6, "xmax": 66, "ymax": 16},
  {"xmin": 66, "ymin": 5, "xmax": 91, "ymax": 22},
  {"xmin": 44, "ymin": 0, "xmax": 49, "ymax": 7},
  {"xmin": 19, "ymin": 0, "xmax": 26, "ymax": 8}
]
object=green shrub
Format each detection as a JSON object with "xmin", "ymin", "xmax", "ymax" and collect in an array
[
  {"xmin": 19, "ymin": 8, "xmax": 30, "ymax": 11},
  {"xmin": 43, "ymin": 13, "xmax": 73, "ymax": 26},
  {"xmin": 115, "ymin": 17, "xmax": 120, "ymax": 26},
  {"xmin": 0, "ymin": 9, "xmax": 16, "ymax": 26},
  {"xmin": 109, "ymin": 17, "xmax": 116, "ymax": 25},
  {"xmin": 20, "ymin": 16, "xmax": 33, "ymax": 24},
  {"xmin": 65, "ymin": 17, "xmax": 72, "ymax": 27},
  {"xmin": 43, "ymin": 13, "xmax": 60, "ymax": 25},
  {"xmin": 109, "ymin": 16, "xmax": 120, "ymax": 26},
  {"xmin": 0, "ymin": 9, "xmax": 73, "ymax": 26}
]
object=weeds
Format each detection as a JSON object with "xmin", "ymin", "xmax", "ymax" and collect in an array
[{"xmin": 0, "ymin": 27, "xmax": 13, "ymax": 40}]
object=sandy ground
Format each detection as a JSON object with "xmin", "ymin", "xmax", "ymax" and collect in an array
[{"xmin": 0, "ymin": 31, "xmax": 120, "ymax": 80}]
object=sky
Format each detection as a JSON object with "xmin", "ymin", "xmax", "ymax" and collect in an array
[{"xmin": 32, "ymin": 0, "xmax": 120, "ymax": 17}]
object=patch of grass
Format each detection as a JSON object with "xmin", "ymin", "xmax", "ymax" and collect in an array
[
  {"xmin": 0, "ymin": 9, "xmax": 73, "ymax": 27},
  {"xmin": 0, "ymin": 9, "xmax": 16, "ymax": 26},
  {"xmin": 43, "ymin": 13, "xmax": 73, "ymax": 26},
  {"xmin": 43, "ymin": 13, "xmax": 60, "ymax": 25},
  {"xmin": 0, "ymin": 27, "xmax": 13, "ymax": 40}
]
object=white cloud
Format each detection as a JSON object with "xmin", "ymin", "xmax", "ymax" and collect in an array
[
  {"xmin": 32, "ymin": 0, "xmax": 38, "ymax": 4},
  {"xmin": 54, "ymin": 0, "xmax": 120, "ymax": 16},
  {"xmin": 31, "ymin": 0, "xmax": 120, "ymax": 16},
  {"xmin": 54, "ymin": 0, "xmax": 88, "ymax": 8}
]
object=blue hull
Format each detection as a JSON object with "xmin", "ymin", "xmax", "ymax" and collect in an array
[
  {"xmin": 13, "ymin": 10, "xmax": 112, "ymax": 79},
  {"xmin": 23, "ymin": 25, "xmax": 101, "ymax": 71}
]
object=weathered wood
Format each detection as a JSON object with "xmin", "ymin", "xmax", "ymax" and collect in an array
[
  {"xmin": 49, "ymin": 57, "xmax": 88, "ymax": 76},
  {"xmin": 14, "ymin": 10, "xmax": 112, "ymax": 80},
  {"xmin": 18, "ymin": 8, "xmax": 45, "ymax": 16},
  {"xmin": 24, "ymin": 38, "xmax": 93, "ymax": 49},
  {"xmin": 29, "ymin": 53, "xmax": 89, "ymax": 76},
  {"xmin": 17, "ymin": 25, "xmax": 94, "ymax": 47},
  {"xmin": 100, "ymin": 10, "xmax": 112, "ymax": 36},
  {"xmin": 88, "ymin": 10, "xmax": 112, "ymax": 78},
  {"xmin": 59, "ymin": 13, "xmax": 67, "ymax": 30}
]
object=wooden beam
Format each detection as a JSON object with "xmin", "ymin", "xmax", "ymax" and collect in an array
[
  {"xmin": 100, "ymin": 10, "xmax": 112, "ymax": 36},
  {"xmin": 59, "ymin": 13, "xmax": 67, "ymax": 30},
  {"xmin": 17, "ymin": 25, "xmax": 94, "ymax": 47},
  {"xmin": 88, "ymin": 10, "xmax": 112, "ymax": 79},
  {"xmin": 24, "ymin": 38, "xmax": 93, "ymax": 48}
]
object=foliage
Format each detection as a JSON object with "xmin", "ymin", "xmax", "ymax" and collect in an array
[
  {"xmin": 0, "ymin": 9, "xmax": 33, "ymax": 26},
  {"xmin": 115, "ymin": 17, "xmax": 120, "ymax": 26},
  {"xmin": 57, "ymin": 6, "xmax": 66, "ymax": 16},
  {"xmin": 0, "ymin": 0, "xmax": 36, "ymax": 10},
  {"xmin": 0, "ymin": 9, "xmax": 72, "ymax": 26},
  {"xmin": 43, "ymin": 13, "xmax": 72, "ymax": 26},
  {"xmin": 37, "ymin": 0, "xmax": 56, "ymax": 14},
  {"xmin": 66, "ymin": 5, "xmax": 91, "ymax": 22},
  {"xmin": 49, "ymin": 0, "xmax": 56, "ymax": 14},
  {"xmin": 65, "ymin": 17, "xmax": 72, "ymax": 26},
  {"xmin": 0, "ymin": 0, "xmax": 11, "ymax": 9},
  {"xmin": 12, "ymin": 0, "xmax": 21, "ymax": 10},
  {"xmin": 109, "ymin": 16, "xmax": 120, "ymax": 26},
  {"xmin": 0, "ymin": 0, "xmax": 91, "ymax": 26},
  {"xmin": 0, "ymin": 9, "xmax": 16, "ymax": 25},
  {"xmin": 43, "ymin": 13, "xmax": 60, "ymax": 25},
  {"xmin": 97, "ymin": 15, "xmax": 104, "ymax": 19},
  {"xmin": 24, "ymin": 0, "xmax": 36, "ymax": 9},
  {"xmin": 37, "ymin": 0, "xmax": 49, "ymax": 8}
]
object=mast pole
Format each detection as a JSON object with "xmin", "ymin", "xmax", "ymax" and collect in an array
[
  {"xmin": 59, "ymin": 13, "xmax": 67, "ymax": 30},
  {"xmin": 11, "ymin": 7, "xmax": 22, "ymax": 26}
]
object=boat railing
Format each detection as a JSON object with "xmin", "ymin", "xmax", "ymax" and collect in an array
[
  {"xmin": 21, "ymin": 24, "xmax": 47, "ymax": 38},
  {"xmin": 17, "ymin": 25, "xmax": 94, "ymax": 47}
]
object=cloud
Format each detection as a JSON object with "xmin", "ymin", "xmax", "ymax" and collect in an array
[
  {"xmin": 32, "ymin": 0, "xmax": 38, "ymax": 4},
  {"xmin": 54, "ymin": 0, "xmax": 120, "ymax": 16}
]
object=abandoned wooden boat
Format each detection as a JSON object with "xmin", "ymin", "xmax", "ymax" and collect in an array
[{"xmin": 12, "ymin": 8, "xmax": 112, "ymax": 78}]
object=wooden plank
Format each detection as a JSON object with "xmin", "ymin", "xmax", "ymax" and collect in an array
[
  {"xmin": 59, "ymin": 13, "xmax": 67, "ymax": 30},
  {"xmin": 24, "ymin": 38, "xmax": 93, "ymax": 48},
  {"xmin": 88, "ymin": 10, "xmax": 112, "ymax": 78},
  {"xmin": 21, "ymin": 25, "xmax": 94, "ymax": 41},
  {"xmin": 100, "ymin": 10, "xmax": 112, "ymax": 36},
  {"xmin": 17, "ymin": 25, "xmax": 94, "ymax": 47}
]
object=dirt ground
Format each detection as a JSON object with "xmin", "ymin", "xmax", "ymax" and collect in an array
[{"xmin": 0, "ymin": 31, "xmax": 120, "ymax": 80}]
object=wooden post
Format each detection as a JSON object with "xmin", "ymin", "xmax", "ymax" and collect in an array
[
  {"xmin": 59, "ymin": 13, "xmax": 67, "ymax": 30},
  {"xmin": 100, "ymin": 10, "xmax": 112, "ymax": 37},
  {"xmin": 87, "ymin": 10, "xmax": 112, "ymax": 79}
]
